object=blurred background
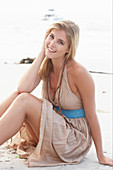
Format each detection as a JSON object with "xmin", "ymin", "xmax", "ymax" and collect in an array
[
  {"xmin": 0, "ymin": 0, "xmax": 112, "ymax": 73},
  {"xmin": 0, "ymin": 3, "xmax": 112, "ymax": 166}
]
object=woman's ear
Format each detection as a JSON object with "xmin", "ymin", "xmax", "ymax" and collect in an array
[
  {"xmin": 65, "ymin": 49, "xmax": 69, "ymax": 55},
  {"xmin": 65, "ymin": 52, "xmax": 68, "ymax": 55}
]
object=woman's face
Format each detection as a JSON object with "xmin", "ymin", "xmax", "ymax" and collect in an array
[{"xmin": 45, "ymin": 29, "xmax": 69, "ymax": 61}]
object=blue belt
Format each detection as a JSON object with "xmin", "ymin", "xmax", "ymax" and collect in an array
[{"xmin": 53, "ymin": 106, "xmax": 86, "ymax": 119}]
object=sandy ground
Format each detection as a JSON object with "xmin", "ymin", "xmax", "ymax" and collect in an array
[{"xmin": 0, "ymin": 64, "xmax": 112, "ymax": 170}]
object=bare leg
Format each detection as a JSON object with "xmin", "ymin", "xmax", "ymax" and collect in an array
[
  {"xmin": 0, "ymin": 91, "xmax": 39, "ymax": 144},
  {"xmin": 0, "ymin": 91, "xmax": 19, "ymax": 117},
  {"xmin": 0, "ymin": 93, "xmax": 42, "ymax": 145}
]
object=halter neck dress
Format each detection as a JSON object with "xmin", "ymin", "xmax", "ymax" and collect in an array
[{"xmin": 9, "ymin": 64, "xmax": 92, "ymax": 167}]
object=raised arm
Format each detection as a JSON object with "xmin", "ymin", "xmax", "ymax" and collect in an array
[
  {"xmin": 73, "ymin": 64, "xmax": 113, "ymax": 166},
  {"xmin": 17, "ymin": 41, "xmax": 45, "ymax": 93}
]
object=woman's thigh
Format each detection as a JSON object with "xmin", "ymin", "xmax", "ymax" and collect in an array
[
  {"xmin": 18, "ymin": 93, "xmax": 42, "ymax": 141},
  {"xmin": 0, "ymin": 92, "xmax": 43, "ymax": 145}
]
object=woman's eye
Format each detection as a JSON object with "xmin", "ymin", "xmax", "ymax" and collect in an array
[
  {"xmin": 50, "ymin": 34, "xmax": 54, "ymax": 39},
  {"xmin": 58, "ymin": 40, "xmax": 64, "ymax": 45}
]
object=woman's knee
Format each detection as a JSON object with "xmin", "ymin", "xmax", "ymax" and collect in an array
[
  {"xmin": 15, "ymin": 92, "xmax": 30, "ymax": 104},
  {"xmin": 15, "ymin": 93, "xmax": 42, "ymax": 118}
]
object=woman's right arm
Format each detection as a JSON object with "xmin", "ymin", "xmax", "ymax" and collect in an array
[{"xmin": 17, "ymin": 47, "xmax": 45, "ymax": 93}]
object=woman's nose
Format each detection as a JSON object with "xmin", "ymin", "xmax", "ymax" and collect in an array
[{"xmin": 49, "ymin": 39, "xmax": 56, "ymax": 47}]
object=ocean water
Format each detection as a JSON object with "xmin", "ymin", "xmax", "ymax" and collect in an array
[{"xmin": 0, "ymin": 13, "xmax": 112, "ymax": 73}]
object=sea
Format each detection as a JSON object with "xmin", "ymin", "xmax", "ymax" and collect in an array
[{"xmin": 0, "ymin": 1, "xmax": 112, "ymax": 74}]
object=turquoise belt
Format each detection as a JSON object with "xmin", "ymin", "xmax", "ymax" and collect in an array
[{"xmin": 53, "ymin": 106, "xmax": 86, "ymax": 119}]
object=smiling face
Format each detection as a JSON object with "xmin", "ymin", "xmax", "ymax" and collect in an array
[{"xmin": 45, "ymin": 29, "xmax": 69, "ymax": 61}]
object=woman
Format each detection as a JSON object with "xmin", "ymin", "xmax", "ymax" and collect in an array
[{"xmin": 0, "ymin": 20, "xmax": 112, "ymax": 167}]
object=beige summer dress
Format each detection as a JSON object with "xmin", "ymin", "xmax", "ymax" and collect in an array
[{"xmin": 8, "ymin": 64, "xmax": 92, "ymax": 167}]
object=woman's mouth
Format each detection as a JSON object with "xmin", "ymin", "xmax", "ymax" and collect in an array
[{"xmin": 48, "ymin": 47, "xmax": 56, "ymax": 53}]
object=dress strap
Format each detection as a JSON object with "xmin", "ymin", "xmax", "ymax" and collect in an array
[
  {"xmin": 47, "ymin": 59, "xmax": 67, "ymax": 105},
  {"xmin": 47, "ymin": 59, "xmax": 79, "ymax": 128}
]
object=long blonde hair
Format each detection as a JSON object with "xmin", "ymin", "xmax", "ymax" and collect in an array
[{"xmin": 39, "ymin": 20, "xmax": 80, "ymax": 81}]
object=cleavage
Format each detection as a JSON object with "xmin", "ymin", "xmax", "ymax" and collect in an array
[{"xmin": 49, "ymin": 72, "xmax": 61, "ymax": 101}]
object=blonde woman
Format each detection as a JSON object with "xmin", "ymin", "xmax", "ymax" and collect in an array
[{"xmin": 0, "ymin": 20, "xmax": 112, "ymax": 167}]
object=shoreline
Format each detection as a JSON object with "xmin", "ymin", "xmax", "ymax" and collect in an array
[{"xmin": 0, "ymin": 61, "xmax": 113, "ymax": 74}]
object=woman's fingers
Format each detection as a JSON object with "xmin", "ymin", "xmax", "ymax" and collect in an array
[{"xmin": 99, "ymin": 156, "xmax": 113, "ymax": 166}]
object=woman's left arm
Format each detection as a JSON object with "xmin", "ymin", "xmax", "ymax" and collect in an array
[{"xmin": 74, "ymin": 66, "xmax": 113, "ymax": 166}]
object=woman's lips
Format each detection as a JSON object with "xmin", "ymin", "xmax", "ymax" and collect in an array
[{"xmin": 48, "ymin": 47, "xmax": 56, "ymax": 53}]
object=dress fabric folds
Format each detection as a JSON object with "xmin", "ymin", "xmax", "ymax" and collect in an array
[{"xmin": 8, "ymin": 64, "xmax": 92, "ymax": 167}]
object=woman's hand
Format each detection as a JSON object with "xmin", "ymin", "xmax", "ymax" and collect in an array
[
  {"xmin": 98, "ymin": 154, "xmax": 113, "ymax": 166},
  {"xmin": 40, "ymin": 32, "xmax": 48, "ymax": 53},
  {"xmin": 71, "ymin": 63, "xmax": 113, "ymax": 167}
]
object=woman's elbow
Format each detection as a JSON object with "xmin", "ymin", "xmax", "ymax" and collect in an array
[
  {"xmin": 17, "ymin": 85, "xmax": 24, "ymax": 94},
  {"xmin": 17, "ymin": 85, "xmax": 31, "ymax": 94}
]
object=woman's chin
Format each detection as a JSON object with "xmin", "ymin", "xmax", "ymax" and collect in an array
[
  {"xmin": 46, "ymin": 56, "xmax": 52, "ymax": 59},
  {"xmin": 46, "ymin": 55, "xmax": 54, "ymax": 59}
]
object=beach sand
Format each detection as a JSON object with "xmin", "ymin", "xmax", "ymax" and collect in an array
[{"xmin": 0, "ymin": 64, "xmax": 112, "ymax": 170}]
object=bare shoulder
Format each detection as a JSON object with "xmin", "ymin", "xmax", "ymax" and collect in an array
[
  {"xmin": 67, "ymin": 59, "xmax": 90, "ymax": 77},
  {"xmin": 67, "ymin": 59, "xmax": 95, "ymax": 86}
]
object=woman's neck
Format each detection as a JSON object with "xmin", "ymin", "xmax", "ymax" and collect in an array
[{"xmin": 51, "ymin": 58, "xmax": 65, "ymax": 75}]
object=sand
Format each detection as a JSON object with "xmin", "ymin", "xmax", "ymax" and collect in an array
[{"xmin": 0, "ymin": 64, "xmax": 112, "ymax": 170}]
